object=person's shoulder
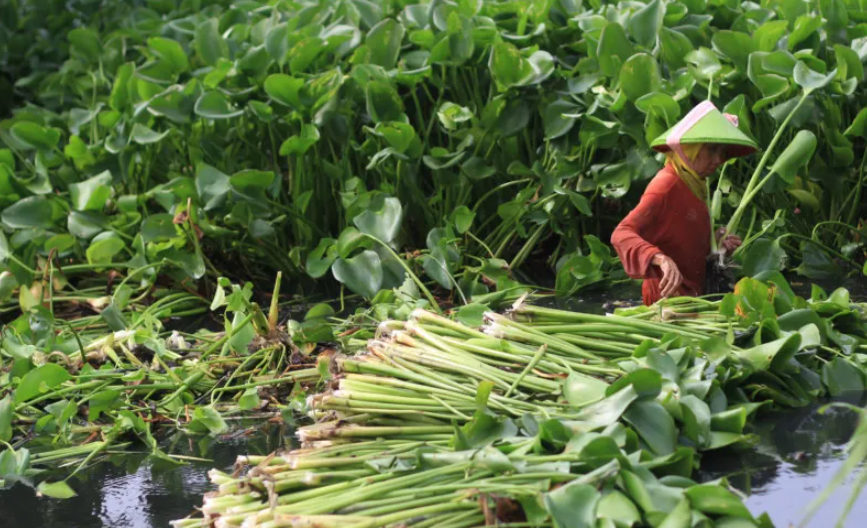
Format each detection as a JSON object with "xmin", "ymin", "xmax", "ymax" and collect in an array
[{"xmin": 645, "ymin": 166, "xmax": 678, "ymax": 195}]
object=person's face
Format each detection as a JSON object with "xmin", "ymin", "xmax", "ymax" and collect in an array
[{"xmin": 692, "ymin": 144, "xmax": 728, "ymax": 176}]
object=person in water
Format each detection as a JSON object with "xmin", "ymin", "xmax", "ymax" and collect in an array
[{"xmin": 611, "ymin": 101, "xmax": 759, "ymax": 305}]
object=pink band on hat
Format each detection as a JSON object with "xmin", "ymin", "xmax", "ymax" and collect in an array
[
  {"xmin": 723, "ymin": 113, "xmax": 738, "ymax": 127},
  {"xmin": 666, "ymin": 100, "xmax": 716, "ymax": 172}
]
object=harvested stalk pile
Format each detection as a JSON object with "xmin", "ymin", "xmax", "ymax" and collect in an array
[{"xmin": 174, "ymin": 278, "xmax": 867, "ymax": 528}]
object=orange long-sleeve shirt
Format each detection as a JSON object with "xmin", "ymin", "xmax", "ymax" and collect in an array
[{"xmin": 611, "ymin": 165, "xmax": 710, "ymax": 305}]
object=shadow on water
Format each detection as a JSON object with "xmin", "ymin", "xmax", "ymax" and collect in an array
[{"xmin": 0, "ymin": 421, "xmax": 295, "ymax": 528}]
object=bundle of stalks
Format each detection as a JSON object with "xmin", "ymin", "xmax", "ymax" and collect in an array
[{"xmin": 175, "ymin": 281, "xmax": 867, "ymax": 527}]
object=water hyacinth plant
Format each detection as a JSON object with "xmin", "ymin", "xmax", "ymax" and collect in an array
[{"xmin": 1, "ymin": 0, "xmax": 866, "ymax": 307}]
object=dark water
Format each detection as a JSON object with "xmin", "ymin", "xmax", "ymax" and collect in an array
[
  {"xmin": 699, "ymin": 396, "xmax": 867, "ymax": 528},
  {"xmin": 0, "ymin": 422, "xmax": 294, "ymax": 528},
  {"xmin": 2, "ymin": 280, "xmax": 866, "ymax": 528}
]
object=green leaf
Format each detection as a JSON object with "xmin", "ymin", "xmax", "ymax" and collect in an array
[
  {"xmin": 623, "ymin": 400, "xmax": 676, "ymax": 456},
  {"xmin": 598, "ymin": 23, "xmax": 634, "ymax": 77},
  {"xmin": 37, "ymin": 481, "xmax": 77, "ymax": 499},
  {"xmin": 195, "ymin": 19, "xmax": 227, "ymax": 66},
  {"xmin": 573, "ymin": 385, "xmax": 638, "ymax": 428},
  {"xmin": 660, "ymin": 28, "xmax": 694, "ymax": 70},
  {"xmin": 189, "ymin": 405, "xmax": 228, "ymax": 435},
  {"xmin": 437, "ymin": 102, "xmax": 473, "ymax": 130},
  {"xmin": 14, "ymin": 364, "xmax": 72, "ymax": 404},
  {"xmin": 0, "ymin": 269, "xmax": 16, "ymax": 303},
  {"xmin": 141, "ymin": 214, "xmax": 177, "ymax": 243},
  {"xmin": 374, "ymin": 122, "xmax": 415, "ymax": 153},
  {"xmin": 289, "ymin": 37, "xmax": 324, "ymax": 74},
  {"xmin": 544, "ymin": 482, "xmax": 601, "ymax": 528},
  {"xmin": 195, "ymin": 163, "xmax": 231, "ymax": 211},
  {"xmin": 822, "ymin": 358, "xmax": 865, "ymax": 395},
  {"xmin": 238, "ymin": 388, "xmax": 261, "ymax": 411},
  {"xmin": 461, "ymin": 156, "xmax": 496, "ymax": 180},
  {"xmin": 741, "ymin": 238, "xmax": 787, "ymax": 276},
  {"xmin": 795, "ymin": 240, "xmax": 840, "ymax": 280},
  {"xmin": 685, "ymin": 484, "xmax": 752, "ymax": 519},
  {"xmin": 280, "ymin": 124, "xmax": 321, "ymax": 156},
  {"xmin": 447, "ymin": 11, "xmax": 474, "ymax": 64},
  {"xmin": 86, "ymin": 235, "xmax": 126, "ymax": 265},
  {"xmin": 834, "ymin": 45, "xmax": 863, "ymax": 82},
  {"xmin": 353, "ymin": 197, "xmax": 402, "ymax": 243},
  {"xmin": 230, "ymin": 169, "xmax": 275, "ymax": 202},
  {"xmin": 657, "ymin": 498, "xmax": 691, "ymax": 528},
  {"xmin": 563, "ymin": 372, "xmax": 609, "ymax": 407},
  {"xmin": 0, "ymin": 396, "xmax": 12, "ymax": 442},
  {"xmin": 110, "ymin": 63, "xmax": 134, "ymax": 111},
  {"xmin": 628, "ymin": 0, "xmax": 664, "ymax": 49},
  {"xmin": 264, "ymin": 74, "xmax": 305, "ymax": 109},
  {"xmin": 712, "ymin": 30, "xmax": 754, "ymax": 71},
  {"xmin": 366, "ymin": 81, "xmax": 404, "ymax": 123},
  {"xmin": 489, "ymin": 42, "xmax": 534, "ymax": 91},
  {"xmin": 794, "ymin": 61, "xmax": 837, "ymax": 92},
  {"xmin": 752, "ymin": 20, "xmax": 788, "ymax": 53},
  {"xmin": 70, "ymin": 171, "xmax": 112, "ymax": 212},
  {"xmin": 680, "ymin": 395, "xmax": 711, "ymax": 446},
  {"xmin": 598, "ymin": 491, "xmax": 642, "ymax": 528},
  {"xmin": 543, "ymin": 100, "xmax": 581, "ymax": 139},
  {"xmin": 737, "ymin": 333, "xmax": 801, "ymax": 371},
  {"xmin": 101, "ymin": 301, "xmax": 128, "ymax": 331},
  {"xmin": 306, "ymin": 238, "xmax": 337, "ymax": 278},
  {"xmin": 88, "ymin": 390, "xmax": 121, "ymax": 421},
  {"xmin": 685, "ymin": 47, "xmax": 722, "ymax": 82},
  {"xmin": 455, "ymin": 303, "xmax": 489, "ymax": 327},
  {"xmin": 769, "ymin": 130, "xmax": 816, "ymax": 184},
  {"xmin": 337, "ymin": 227, "xmax": 370, "ymax": 258},
  {"xmin": 607, "ymin": 368, "xmax": 662, "ymax": 399},
  {"xmin": 788, "ymin": 15, "xmax": 822, "ymax": 50},
  {"xmin": 332, "ymin": 250, "xmax": 383, "ymax": 298},
  {"xmin": 148, "ymin": 37, "xmax": 189, "ymax": 75},
  {"xmin": 423, "ymin": 245, "xmax": 455, "ymax": 290},
  {"xmin": 195, "ymin": 91, "xmax": 243, "ymax": 119},
  {"xmin": 366, "ymin": 19, "xmax": 405, "ymax": 69},
  {"xmin": 10, "ymin": 122, "xmax": 61, "ymax": 151},
  {"xmin": 820, "ymin": 0, "xmax": 849, "ymax": 33},
  {"xmin": 620, "ymin": 53, "xmax": 662, "ymax": 101},
  {"xmin": 265, "ymin": 22, "xmax": 290, "ymax": 64},
  {"xmin": 131, "ymin": 123, "xmax": 170, "ymax": 145},
  {"xmin": 68, "ymin": 28, "xmax": 102, "ymax": 62},
  {"xmin": 2, "ymin": 196, "xmax": 53, "ymax": 229},
  {"xmin": 450, "ymin": 205, "xmax": 475, "ymax": 234}
]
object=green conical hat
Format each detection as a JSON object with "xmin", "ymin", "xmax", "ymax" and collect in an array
[{"xmin": 651, "ymin": 101, "xmax": 759, "ymax": 158}]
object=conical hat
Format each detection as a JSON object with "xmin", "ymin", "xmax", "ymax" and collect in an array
[{"xmin": 651, "ymin": 101, "xmax": 759, "ymax": 159}]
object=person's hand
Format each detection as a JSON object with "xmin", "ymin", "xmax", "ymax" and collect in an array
[
  {"xmin": 652, "ymin": 253, "xmax": 683, "ymax": 298},
  {"xmin": 715, "ymin": 227, "xmax": 742, "ymax": 255}
]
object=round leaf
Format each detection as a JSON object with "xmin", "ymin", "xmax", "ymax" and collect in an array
[
  {"xmin": 332, "ymin": 250, "xmax": 384, "ymax": 298},
  {"xmin": 620, "ymin": 53, "xmax": 661, "ymax": 101},
  {"xmin": 195, "ymin": 91, "xmax": 244, "ymax": 119},
  {"xmin": 264, "ymin": 74, "xmax": 304, "ymax": 109}
]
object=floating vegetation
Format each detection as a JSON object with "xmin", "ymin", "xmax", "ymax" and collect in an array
[{"xmin": 172, "ymin": 276, "xmax": 867, "ymax": 527}]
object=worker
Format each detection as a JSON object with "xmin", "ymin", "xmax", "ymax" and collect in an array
[{"xmin": 611, "ymin": 101, "xmax": 759, "ymax": 305}]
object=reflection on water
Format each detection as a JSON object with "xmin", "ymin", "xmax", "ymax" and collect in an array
[
  {"xmin": 0, "ymin": 422, "xmax": 293, "ymax": 528},
  {"xmin": 699, "ymin": 394, "xmax": 867, "ymax": 528}
]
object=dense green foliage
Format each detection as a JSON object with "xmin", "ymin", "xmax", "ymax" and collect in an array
[{"xmin": 2, "ymin": 0, "xmax": 866, "ymax": 308}]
